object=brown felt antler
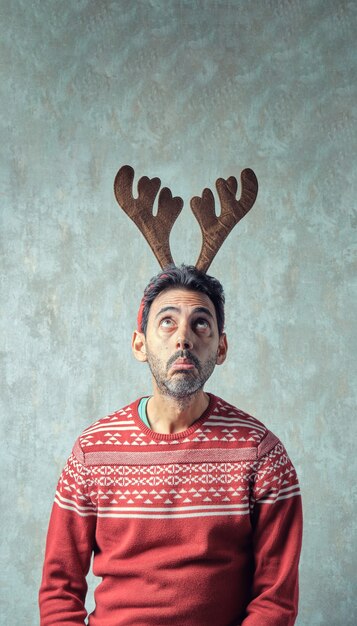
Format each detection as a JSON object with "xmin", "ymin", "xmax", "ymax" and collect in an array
[
  {"xmin": 114, "ymin": 165, "xmax": 184, "ymax": 269},
  {"xmin": 190, "ymin": 169, "xmax": 258, "ymax": 272}
]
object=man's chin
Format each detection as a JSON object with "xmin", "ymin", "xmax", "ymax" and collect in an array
[{"xmin": 162, "ymin": 380, "xmax": 203, "ymax": 398}]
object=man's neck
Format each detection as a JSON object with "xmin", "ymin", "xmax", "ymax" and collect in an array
[{"xmin": 146, "ymin": 388, "xmax": 210, "ymax": 435}]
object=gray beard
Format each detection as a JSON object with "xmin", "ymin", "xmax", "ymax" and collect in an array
[{"xmin": 146, "ymin": 349, "xmax": 217, "ymax": 399}]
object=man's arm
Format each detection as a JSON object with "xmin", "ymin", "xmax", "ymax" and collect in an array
[
  {"xmin": 242, "ymin": 439, "xmax": 303, "ymax": 626},
  {"xmin": 39, "ymin": 442, "xmax": 96, "ymax": 625}
]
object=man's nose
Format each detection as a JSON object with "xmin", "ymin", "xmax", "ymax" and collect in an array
[{"xmin": 176, "ymin": 331, "xmax": 193, "ymax": 351}]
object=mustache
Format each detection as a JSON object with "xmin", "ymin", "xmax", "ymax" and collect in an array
[{"xmin": 166, "ymin": 350, "xmax": 201, "ymax": 371}]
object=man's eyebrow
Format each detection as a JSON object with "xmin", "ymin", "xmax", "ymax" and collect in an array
[
  {"xmin": 155, "ymin": 306, "xmax": 180, "ymax": 319},
  {"xmin": 192, "ymin": 307, "xmax": 214, "ymax": 319},
  {"xmin": 154, "ymin": 305, "xmax": 214, "ymax": 320}
]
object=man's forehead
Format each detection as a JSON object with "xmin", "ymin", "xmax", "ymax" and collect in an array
[{"xmin": 149, "ymin": 288, "xmax": 216, "ymax": 316}]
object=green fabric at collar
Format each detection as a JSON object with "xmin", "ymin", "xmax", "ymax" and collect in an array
[{"xmin": 138, "ymin": 396, "xmax": 151, "ymax": 429}]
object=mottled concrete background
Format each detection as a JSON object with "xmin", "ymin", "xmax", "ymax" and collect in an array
[{"xmin": 1, "ymin": 0, "xmax": 356, "ymax": 624}]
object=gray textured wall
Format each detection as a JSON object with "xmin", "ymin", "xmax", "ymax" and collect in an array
[{"xmin": 1, "ymin": 1, "xmax": 356, "ymax": 624}]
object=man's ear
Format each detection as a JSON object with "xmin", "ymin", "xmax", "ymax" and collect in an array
[
  {"xmin": 216, "ymin": 333, "xmax": 228, "ymax": 365},
  {"xmin": 132, "ymin": 330, "xmax": 148, "ymax": 362}
]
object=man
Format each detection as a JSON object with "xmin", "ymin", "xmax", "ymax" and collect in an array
[{"xmin": 39, "ymin": 264, "xmax": 303, "ymax": 625}]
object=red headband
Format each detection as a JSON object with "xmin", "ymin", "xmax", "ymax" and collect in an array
[
  {"xmin": 137, "ymin": 273, "xmax": 171, "ymax": 332},
  {"xmin": 137, "ymin": 297, "xmax": 145, "ymax": 333}
]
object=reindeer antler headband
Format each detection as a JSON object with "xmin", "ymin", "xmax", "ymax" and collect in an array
[{"xmin": 114, "ymin": 165, "xmax": 258, "ymax": 273}]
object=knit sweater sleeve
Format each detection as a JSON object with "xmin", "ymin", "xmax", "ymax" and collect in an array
[
  {"xmin": 241, "ymin": 436, "xmax": 303, "ymax": 626},
  {"xmin": 39, "ymin": 439, "xmax": 96, "ymax": 626}
]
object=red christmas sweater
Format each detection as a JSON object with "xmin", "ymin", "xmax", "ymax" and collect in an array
[{"xmin": 39, "ymin": 394, "xmax": 302, "ymax": 626}]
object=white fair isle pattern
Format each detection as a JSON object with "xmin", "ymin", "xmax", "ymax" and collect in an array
[{"xmin": 53, "ymin": 397, "xmax": 301, "ymax": 520}]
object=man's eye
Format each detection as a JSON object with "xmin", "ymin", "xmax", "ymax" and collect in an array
[
  {"xmin": 195, "ymin": 318, "xmax": 210, "ymax": 331},
  {"xmin": 160, "ymin": 318, "xmax": 175, "ymax": 328}
]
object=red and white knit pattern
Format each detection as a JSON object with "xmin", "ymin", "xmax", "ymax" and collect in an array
[
  {"xmin": 40, "ymin": 394, "xmax": 303, "ymax": 626},
  {"xmin": 54, "ymin": 395, "xmax": 300, "ymax": 520}
]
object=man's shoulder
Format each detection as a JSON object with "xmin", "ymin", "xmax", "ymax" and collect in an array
[
  {"xmin": 208, "ymin": 395, "xmax": 271, "ymax": 447},
  {"xmin": 211, "ymin": 395, "xmax": 267, "ymax": 427},
  {"xmin": 207, "ymin": 395, "xmax": 286, "ymax": 460},
  {"xmin": 76, "ymin": 398, "xmax": 141, "ymax": 449}
]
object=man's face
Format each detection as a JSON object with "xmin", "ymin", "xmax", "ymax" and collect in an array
[{"xmin": 141, "ymin": 288, "xmax": 227, "ymax": 399}]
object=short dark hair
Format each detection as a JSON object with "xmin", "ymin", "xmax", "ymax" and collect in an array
[{"xmin": 139, "ymin": 264, "xmax": 225, "ymax": 335}]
